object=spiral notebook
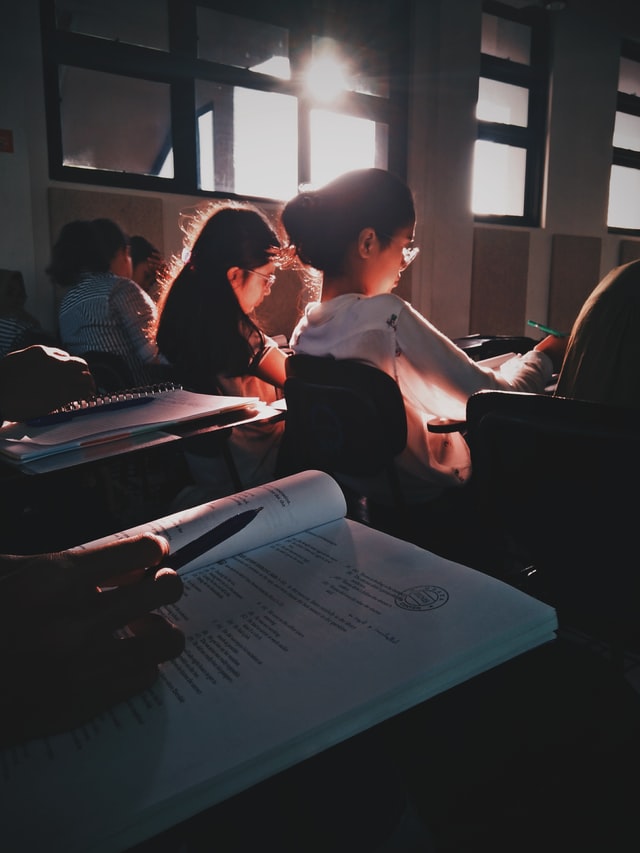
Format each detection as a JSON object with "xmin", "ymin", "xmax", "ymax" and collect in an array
[{"xmin": 0, "ymin": 385, "xmax": 260, "ymax": 463}]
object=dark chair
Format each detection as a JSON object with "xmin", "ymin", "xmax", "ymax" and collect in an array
[
  {"xmin": 81, "ymin": 350, "xmax": 136, "ymax": 394},
  {"xmin": 277, "ymin": 354, "xmax": 408, "ymax": 520},
  {"xmin": 463, "ymin": 389, "xmax": 640, "ymax": 667}
]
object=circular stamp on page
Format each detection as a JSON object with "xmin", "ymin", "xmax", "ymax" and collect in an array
[{"xmin": 395, "ymin": 585, "xmax": 449, "ymax": 611}]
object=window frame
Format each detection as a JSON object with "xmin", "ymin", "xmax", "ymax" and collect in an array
[
  {"xmin": 39, "ymin": 0, "xmax": 411, "ymax": 203},
  {"xmin": 608, "ymin": 38, "xmax": 640, "ymax": 235},
  {"xmin": 475, "ymin": 0, "xmax": 550, "ymax": 227}
]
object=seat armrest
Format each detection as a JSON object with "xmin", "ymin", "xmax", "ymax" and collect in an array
[{"xmin": 427, "ymin": 417, "xmax": 466, "ymax": 433}]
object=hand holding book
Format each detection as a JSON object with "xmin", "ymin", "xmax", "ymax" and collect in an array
[
  {"xmin": 0, "ymin": 534, "xmax": 184, "ymax": 747},
  {"xmin": 1, "ymin": 471, "xmax": 557, "ymax": 853}
]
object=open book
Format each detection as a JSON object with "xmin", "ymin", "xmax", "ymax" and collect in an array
[
  {"xmin": 0, "ymin": 470, "xmax": 558, "ymax": 853},
  {"xmin": 0, "ymin": 386, "xmax": 259, "ymax": 463}
]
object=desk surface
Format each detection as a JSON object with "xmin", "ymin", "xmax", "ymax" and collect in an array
[
  {"xmin": 0, "ymin": 402, "xmax": 285, "ymax": 554},
  {"xmin": 0, "ymin": 402, "xmax": 284, "ymax": 477}
]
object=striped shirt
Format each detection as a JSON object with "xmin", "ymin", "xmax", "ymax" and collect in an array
[
  {"xmin": 58, "ymin": 272, "xmax": 162, "ymax": 385},
  {"xmin": 0, "ymin": 315, "xmax": 44, "ymax": 359}
]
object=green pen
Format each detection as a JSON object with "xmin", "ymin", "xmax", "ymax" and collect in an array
[{"xmin": 527, "ymin": 320, "xmax": 568, "ymax": 338}]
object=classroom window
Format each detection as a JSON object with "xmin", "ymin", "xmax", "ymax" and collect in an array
[
  {"xmin": 309, "ymin": 109, "xmax": 382, "ymax": 187},
  {"xmin": 41, "ymin": 0, "xmax": 409, "ymax": 201},
  {"xmin": 54, "ymin": 0, "xmax": 169, "ymax": 51},
  {"xmin": 473, "ymin": 1, "xmax": 549, "ymax": 226},
  {"xmin": 59, "ymin": 67, "xmax": 173, "ymax": 176},
  {"xmin": 472, "ymin": 140, "xmax": 526, "ymax": 216},
  {"xmin": 196, "ymin": 8, "xmax": 291, "ymax": 79},
  {"xmin": 607, "ymin": 43, "xmax": 640, "ymax": 233}
]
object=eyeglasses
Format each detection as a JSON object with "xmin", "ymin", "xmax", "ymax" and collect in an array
[
  {"xmin": 400, "ymin": 244, "xmax": 420, "ymax": 269},
  {"xmin": 247, "ymin": 269, "xmax": 276, "ymax": 287},
  {"xmin": 379, "ymin": 235, "xmax": 420, "ymax": 270}
]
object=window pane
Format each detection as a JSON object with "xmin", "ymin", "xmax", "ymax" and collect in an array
[
  {"xmin": 196, "ymin": 81, "xmax": 298, "ymax": 199},
  {"xmin": 481, "ymin": 13, "xmax": 531, "ymax": 64},
  {"xmin": 472, "ymin": 140, "xmax": 526, "ymax": 216},
  {"xmin": 60, "ymin": 67, "xmax": 173, "ymax": 176},
  {"xmin": 197, "ymin": 7, "xmax": 290, "ymax": 80},
  {"xmin": 477, "ymin": 78, "xmax": 529, "ymax": 126},
  {"xmin": 613, "ymin": 111, "xmax": 640, "ymax": 152},
  {"xmin": 619, "ymin": 57, "xmax": 640, "ymax": 97},
  {"xmin": 309, "ymin": 110, "xmax": 381, "ymax": 187},
  {"xmin": 608, "ymin": 165, "xmax": 640, "ymax": 229},
  {"xmin": 310, "ymin": 35, "xmax": 388, "ymax": 99},
  {"xmin": 55, "ymin": 0, "xmax": 169, "ymax": 51}
]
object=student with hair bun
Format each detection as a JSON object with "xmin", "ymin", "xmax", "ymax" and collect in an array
[{"xmin": 281, "ymin": 168, "xmax": 566, "ymax": 551}]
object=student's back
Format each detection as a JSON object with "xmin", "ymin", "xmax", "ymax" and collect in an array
[{"xmin": 48, "ymin": 218, "xmax": 163, "ymax": 386}]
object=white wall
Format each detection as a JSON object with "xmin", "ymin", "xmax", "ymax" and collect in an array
[{"xmin": 407, "ymin": 0, "xmax": 480, "ymax": 338}]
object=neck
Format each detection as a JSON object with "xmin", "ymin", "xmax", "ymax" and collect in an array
[{"xmin": 321, "ymin": 270, "xmax": 367, "ymax": 303}]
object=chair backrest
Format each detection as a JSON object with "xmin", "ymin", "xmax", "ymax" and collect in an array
[
  {"xmin": 278, "ymin": 354, "xmax": 407, "ymax": 504},
  {"xmin": 464, "ymin": 389, "xmax": 640, "ymax": 651},
  {"xmin": 81, "ymin": 350, "xmax": 136, "ymax": 394}
]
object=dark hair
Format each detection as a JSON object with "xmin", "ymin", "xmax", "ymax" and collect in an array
[
  {"xmin": 156, "ymin": 204, "xmax": 280, "ymax": 391},
  {"xmin": 281, "ymin": 168, "xmax": 416, "ymax": 276},
  {"xmin": 129, "ymin": 235, "xmax": 158, "ymax": 268},
  {"xmin": 46, "ymin": 218, "xmax": 129, "ymax": 288}
]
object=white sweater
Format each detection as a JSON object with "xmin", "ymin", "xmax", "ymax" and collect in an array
[{"xmin": 290, "ymin": 292, "xmax": 552, "ymax": 503}]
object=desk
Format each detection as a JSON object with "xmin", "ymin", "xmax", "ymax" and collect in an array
[{"xmin": 0, "ymin": 402, "xmax": 284, "ymax": 553}]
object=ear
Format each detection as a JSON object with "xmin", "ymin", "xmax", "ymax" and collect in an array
[
  {"xmin": 226, "ymin": 266, "xmax": 243, "ymax": 290},
  {"xmin": 357, "ymin": 228, "xmax": 377, "ymax": 260}
]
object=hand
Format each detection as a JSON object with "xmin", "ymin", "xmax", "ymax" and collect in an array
[
  {"xmin": 0, "ymin": 533, "xmax": 184, "ymax": 745},
  {"xmin": 533, "ymin": 334, "xmax": 568, "ymax": 373},
  {"xmin": 0, "ymin": 344, "xmax": 96, "ymax": 422}
]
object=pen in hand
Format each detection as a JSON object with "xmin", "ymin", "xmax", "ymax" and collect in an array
[
  {"xmin": 527, "ymin": 319, "xmax": 568, "ymax": 338},
  {"xmin": 165, "ymin": 507, "xmax": 264, "ymax": 570}
]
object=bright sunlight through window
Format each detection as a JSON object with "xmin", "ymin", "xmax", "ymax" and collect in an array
[
  {"xmin": 233, "ymin": 87, "xmax": 298, "ymax": 199},
  {"xmin": 472, "ymin": 140, "xmax": 526, "ymax": 216},
  {"xmin": 309, "ymin": 109, "xmax": 377, "ymax": 187},
  {"xmin": 306, "ymin": 56, "xmax": 350, "ymax": 102},
  {"xmin": 608, "ymin": 165, "xmax": 640, "ymax": 230}
]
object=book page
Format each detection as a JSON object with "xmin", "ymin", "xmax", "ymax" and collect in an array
[
  {"xmin": 75, "ymin": 469, "xmax": 348, "ymax": 568},
  {"xmin": 0, "ymin": 510, "xmax": 557, "ymax": 853},
  {"xmin": 476, "ymin": 352, "xmax": 517, "ymax": 370}
]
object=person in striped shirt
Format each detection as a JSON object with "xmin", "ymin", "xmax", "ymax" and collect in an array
[{"xmin": 47, "ymin": 218, "xmax": 166, "ymax": 385}]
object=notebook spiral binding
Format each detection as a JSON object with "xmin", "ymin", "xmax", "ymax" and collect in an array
[{"xmin": 52, "ymin": 382, "xmax": 183, "ymax": 414}]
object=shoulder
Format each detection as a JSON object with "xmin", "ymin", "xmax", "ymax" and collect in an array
[
  {"xmin": 111, "ymin": 276, "xmax": 156, "ymax": 307},
  {"xmin": 337, "ymin": 292, "xmax": 409, "ymax": 325},
  {"xmin": 363, "ymin": 293, "xmax": 406, "ymax": 313},
  {"xmin": 111, "ymin": 275, "xmax": 143, "ymax": 294}
]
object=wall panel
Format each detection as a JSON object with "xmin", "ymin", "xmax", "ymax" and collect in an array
[
  {"xmin": 470, "ymin": 228, "xmax": 530, "ymax": 334},
  {"xmin": 548, "ymin": 234, "xmax": 601, "ymax": 332},
  {"xmin": 619, "ymin": 238, "xmax": 640, "ymax": 265},
  {"xmin": 48, "ymin": 187, "xmax": 164, "ymax": 256}
]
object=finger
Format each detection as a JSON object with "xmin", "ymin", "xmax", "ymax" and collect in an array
[
  {"xmin": 95, "ymin": 567, "xmax": 183, "ymax": 629},
  {"xmin": 68, "ymin": 533, "xmax": 170, "ymax": 588},
  {"xmin": 74, "ymin": 368, "xmax": 97, "ymax": 397}
]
